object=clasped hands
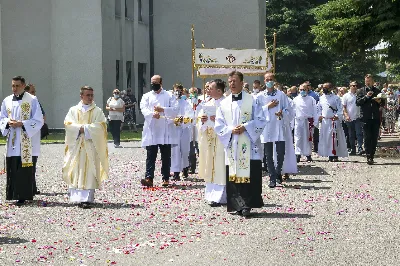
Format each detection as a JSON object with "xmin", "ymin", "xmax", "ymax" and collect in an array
[
  {"xmin": 200, "ymin": 115, "xmax": 215, "ymax": 123},
  {"xmin": 153, "ymin": 106, "xmax": 164, "ymax": 119},
  {"xmin": 319, "ymin": 115, "xmax": 338, "ymax": 122},
  {"xmin": 8, "ymin": 119, "xmax": 23, "ymax": 128},
  {"xmin": 232, "ymin": 124, "xmax": 246, "ymax": 135}
]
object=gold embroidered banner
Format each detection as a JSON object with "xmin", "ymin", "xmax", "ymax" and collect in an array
[
  {"xmin": 195, "ymin": 49, "xmax": 273, "ymax": 77},
  {"xmin": 195, "ymin": 48, "xmax": 269, "ymax": 67}
]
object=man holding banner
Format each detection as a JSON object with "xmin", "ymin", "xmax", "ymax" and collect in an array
[{"xmin": 215, "ymin": 71, "xmax": 266, "ymax": 217}]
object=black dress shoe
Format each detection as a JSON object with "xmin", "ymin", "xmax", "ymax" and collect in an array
[
  {"xmin": 15, "ymin": 200, "xmax": 25, "ymax": 206},
  {"xmin": 367, "ymin": 158, "xmax": 374, "ymax": 165},
  {"xmin": 328, "ymin": 156, "xmax": 334, "ymax": 162},
  {"xmin": 233, "ymin": 210, "xmax": 242, "ymax": 216},
  {"xmin": 183, "ymin": 168, "xmax": 189, "ymax": 178},
  {"xmin": 306, "ymin": 156, "xmax": 313, "ymax": 162},
  {"xmin": 172, "ymin": 173, "xmax": 181, "ymax": 181},
  {"xmin": 209, "ymin": 201, "xmax": 221, "ymax": 207},
  {"xmin": 241, "ymin": 208, "xmax": 251, "ymax": 217},
  {"xmin": 333, "ymin": 157, "xmax": 339, "ymax": 162},
  {"xmin": 79, "ymin": 202, "xmax": 92, "ymax": 209},
  {"xmin": 35, "ymin": 190, "xmax": 41, "ymax": 195},
  {"xmin": 268, "ymin": 180, "xmax": 276, "ymax": 188}
]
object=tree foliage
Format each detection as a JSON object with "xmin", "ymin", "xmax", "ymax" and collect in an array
[
  {"xmin": 311, "ymin": 0, "xmax": 400, "ymax": 63},
  {"xmin": 266, "ymin": 0, "xmax": 333, "ymax": 86}
]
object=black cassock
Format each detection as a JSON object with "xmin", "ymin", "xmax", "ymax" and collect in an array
[
  {"xmin": 6, "ymin": 156, "xmax": 37, "ymax": 200},
  {"xmin": 225, "ymin": 160, "xmax": 264, "ymax": 212}
]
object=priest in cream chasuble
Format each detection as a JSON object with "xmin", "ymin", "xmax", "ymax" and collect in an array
[
  {"xmin": 197, "ymin": 79, "xmax": 227, "ymax": 206},
  {"xmin": 0, "ymin": 76, "xmax": 44, "ymax": 205},
  {"xmin": 63, "ymin": 86, "xmax": 109, "ymax": 208},
  {"xmin": 215, "ymin": 71, "xmax": 266, "ymax": 217}
]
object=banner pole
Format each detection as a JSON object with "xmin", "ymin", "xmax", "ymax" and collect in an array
[
  {"xmin": 273, "ymin": 32, "xmax": 277, "ymax": 74},
  {"xmin": 191, "ymin": 25, "xmax": 196, "ymax": 88}
]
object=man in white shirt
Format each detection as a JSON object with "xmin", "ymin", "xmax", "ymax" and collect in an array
[
  {"xmin": 140, "ymin": 75, "xmax": 179, "ymax": 187},
  {"xmin": 343, "ymin": 81, "xmax": 364, "ymax": 155}
]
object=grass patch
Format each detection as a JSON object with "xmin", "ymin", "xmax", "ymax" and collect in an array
[{"xmin": 0, "ymin": 130, "xmax": 142, "ymax": 144}]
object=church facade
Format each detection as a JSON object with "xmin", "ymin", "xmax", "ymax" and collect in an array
[{"xmin": 0, "ymin": 0, "xmax": 265, "ymax": 127}]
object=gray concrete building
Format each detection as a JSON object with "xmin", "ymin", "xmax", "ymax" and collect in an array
[{"xmin": 0, "ymin": 0, "xmax": 265, "ymax": 128}]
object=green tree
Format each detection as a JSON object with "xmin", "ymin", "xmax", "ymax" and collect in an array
[
  {"xmin": 266, "ymin": 0, "xmax": 332, "ymax": 86},
  {"xmin": 311, "ymin": 0, "xmax": 400, "ymax": 78}
]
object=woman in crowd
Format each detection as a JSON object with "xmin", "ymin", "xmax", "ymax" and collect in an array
[{"xmin": 106, "ymin": 89, "xmax": 125, "ymax": 148}]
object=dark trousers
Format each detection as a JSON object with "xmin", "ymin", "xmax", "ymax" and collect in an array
[
  {"xmin": 109, "ymin": 120, "xmax": 121, "ymax": 145},
  {"xmin": 346, "ymin": 119, "xmax": 364, "ymax": 152},
  {"xmin": 362, "ymin": 119, "xmax": 380, "ymax": 159},
  {"xmin": 189, "ymin": 141, "xmax": 198, "ymax": 172},
  {"xmin": 342, "ymin": 121, "xmax": 351, "ymax": 149},
  {"xmin": 313, "ymin": 127, "xmax": 319, "ymax": 152},
  {"xmin": 264, "ymin": 141, "xmax": 285, "ymax": 182},
  {"xmin": 145, "ymin": 144, "xmax": 171, "ymax": 181}
]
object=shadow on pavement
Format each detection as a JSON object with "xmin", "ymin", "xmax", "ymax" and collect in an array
[
  {"xmin": 264, "ymin": 203, "xmax": 283, "ymax": 208},
  {"xmin": 171, "ymin": 184, "xmax": 205, "ymax": 190},
  {"xmin": 39, "ymin": 192, "xmax": 67, "ymax": 196},
  {"xmin": 23, "ymin": 200, "xmax": 143, "ymax": 209},
  {"xmin": 251, "ymin": 212, "xmax": 314, "ymax": 219},
  {"xmin": 285, "ymin": 178, "xmax": 333, "ymax": 184},
  {"xmin": 296, "ymin": 166, "xmax": 329, "ymax": 176},
  {"xmin": 283, "ymin": 185, "xmax": 331, "ymax": 190},
  {"xmin": 0, "ymin": 237, "xmax": 29, "ymax": 245}
]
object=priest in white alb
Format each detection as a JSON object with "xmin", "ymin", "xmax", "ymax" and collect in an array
[
  {"xmin": 215, "ymin": 71, "xmax": 266, "ymax": 217},
  {"xmin": 198, "ymin": 79, "xmax": 227, "ymax": 207},
  {"xmin": 0, "ymin": 76, "xmax": 44, "ymax": 206},
  {"xmin": 292, "ymin": 83, "xmax": 319, "ymax": 162},
  {"xmin": 317, "ymin": 83, "xmax": 348, "ymax": 162},
  {"xmin": 63, "ymin": 86, "xmax": 109, "ymax": 209}
]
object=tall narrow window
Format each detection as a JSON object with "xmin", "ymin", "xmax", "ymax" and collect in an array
[
  {"xmin": 115, "ymin": 0, "xmax": 121, "ymax": 17},
  {"xmin": 138, "ymin": 0, "xmax": 143, "ymax": 22},
  {"xmin": 116, "ymin": 60, "xmax": 120, "ymax": 89},
  {"xmin": 126, "ymin": 61, "xmax": 132, "ymax": 88},
  {"xmin": 125, "ymin": 0, "xmax": 128, "ymax": 18},
  {"xmin": 138, "ymin": 63, "xmax": 147, "ymax": 102}
]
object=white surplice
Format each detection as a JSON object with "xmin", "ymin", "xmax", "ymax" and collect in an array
[
  {"xmin": 258, "ymin": 89, "xmax": 293, "ymax": 143},
  {"xmin": 140, "ymin": 89, "xmax": 179, "ymax": 148},
  {"xmin": 317, "ymin": 94, "xmax": 348, "ymax": 158},
  {"xmin": 0, "ymin": 93, "xmax": 43, "ymax": 157},
  {"xmin": 197, "ymin": 97, "xmax": 227, "ymax": 203},
  {"xmin": 292, "ymin": 95, "xmax": 319, "ymax": 156},
  {"xmin": 171, "ymin": 98, "xmax": 193, "ymax": 172},
  {"xmin": 215, "ymin": 92, "xmax": 266, "ymax": 167}
]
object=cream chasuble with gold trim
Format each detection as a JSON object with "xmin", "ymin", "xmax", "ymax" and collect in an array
[
  {"xmin": 197, "ymin": 97, "xmax": 226, "ymax": 185},
  {"xmin": 63, "ymin": 102, "xmax": 109, "ymax": 190}
]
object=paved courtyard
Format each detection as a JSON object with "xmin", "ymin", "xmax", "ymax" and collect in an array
[{"xmin": 1, "ymin": 140, "xmax": 400, "ymax": 265}]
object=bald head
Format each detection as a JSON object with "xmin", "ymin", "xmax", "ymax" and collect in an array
[
  {"xmin": 151, "ymin": 75, "xmax": 162, "ymax": 84},
  {"xmin": 150, "ymin": 75, "xmax": 163, "ymax": 93}
]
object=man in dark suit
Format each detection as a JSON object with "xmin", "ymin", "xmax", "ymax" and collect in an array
[{"xmin": 356, "ymin": 74, "xmax": 382, "ymax": 165}]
